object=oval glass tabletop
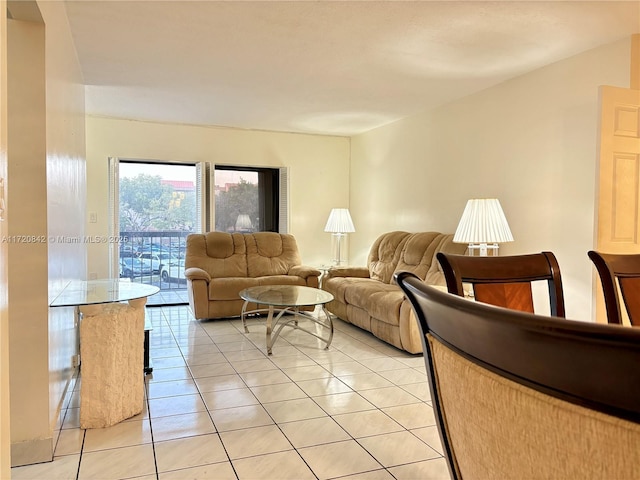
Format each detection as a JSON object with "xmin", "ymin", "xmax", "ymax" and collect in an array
[
  {"xmin": 50, "ymin": 279, "xmax": 160, "ymax": 307},
  {"xmin": 239, "ymin": 285, "xmax": 333, "ymax": 307}
]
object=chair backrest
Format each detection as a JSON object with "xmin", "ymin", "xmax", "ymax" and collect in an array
[
  {"xmin": 436, "ymin": 251, "xmax": 565, "ymax": 317},
  {"xmin": 588, "ymin": 250, "xmax": 640, "ymax": 326},
  {"xmin": 395, "ymin": 271, "xmax": 640, "ymax": 480}
]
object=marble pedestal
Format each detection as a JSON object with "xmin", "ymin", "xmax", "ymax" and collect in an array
[{"xmin": 79, "ymin": 298, "xmax": 146, "ymax": 429}]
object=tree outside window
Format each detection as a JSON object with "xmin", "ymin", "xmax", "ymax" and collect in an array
[
  {"xmin": 119, "ymin": 173, "xmax": 196, "ymax": 232},
  {"xmin": 215, "ymin": 178, "xmax": 259, "ymax": 232}
]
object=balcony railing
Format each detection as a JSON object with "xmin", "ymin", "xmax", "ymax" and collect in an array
[{"xmin": 119, "ymin": 231, "xmax": 190, "ymax": 298}]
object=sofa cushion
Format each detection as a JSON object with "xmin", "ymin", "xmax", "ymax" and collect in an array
[
  {"xmin": 344, "ymin": 279, "xmax": 396, "ymax": 307},
  {"xmin": 344, "ymin": 281, "xmax": 405, "ymax": 326},
  {"xmin": 246, "ymin": 232, "xmax": 302, "ymax": 277},
  {"xmin": 423, "ymin": 234, "xmax": 468, "ymax": 285},
  {"xmin": 186, "ymin": 232, "xmax": 248, "ymax": 278},
  {"xmin": 324, "ymin": 277, "xmax": 373, "ymax": 304},
  {"xmin": 209, "ymin": 277, "xmax": 260, "ymax": 301},
  {"xmin": 257, "ymin": 275, "xmax": 307, "ymax": 287},
  {"xmin": 209, "ymin": 275, "xmax": 307, "ymax": 302},
  {"xmin": 368, "ymin": 231, "xmax": 411, "ymax": 284},
  {"xmin": 394, "ymin": 232, "xmax": 443, "ymax": 281}
]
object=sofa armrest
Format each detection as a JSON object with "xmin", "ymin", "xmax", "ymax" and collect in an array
[
  {"xmin": 326, "ymin": 266, "xmax": 370, "ymax": 279},
  {"xmin": 185, "ymin": 267, "xmax": 211, "ymax": 283},
  {"xmin": 289, "ymin": 265, "xmax": 321, "ymax": 279}
]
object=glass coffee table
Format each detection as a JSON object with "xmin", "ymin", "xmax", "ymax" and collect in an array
[{"xmin": 239, "ymin": 285, "xmax": 334, "ymax": 355}]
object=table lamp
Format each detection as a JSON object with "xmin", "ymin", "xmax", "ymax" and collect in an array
[
  {"xmin": 235, "ymin": 214, "xmax": 253, "ymax": 232},
  {"xmin": 453, "ymin": 198, "xmax": 514, "ymax": 256},
  {"xmin": 324, "ymin": 208, "xmax": 355, "ymax": 265}
]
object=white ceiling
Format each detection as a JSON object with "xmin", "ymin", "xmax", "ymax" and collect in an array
[{"xmin": 63, "ymin": 1, "xmax": 640, "ymax": 136}]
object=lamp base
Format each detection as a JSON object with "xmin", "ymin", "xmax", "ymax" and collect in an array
[
  {"xmin": 331, "ymin": 233, "xmax": 347, "ymax": 265},
  {"xmin": 467, "ymin": 243, "xmax": 499, "ymax": 257}
]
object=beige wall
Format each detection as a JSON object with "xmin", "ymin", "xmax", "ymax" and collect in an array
[
  {"xmin": 85, "ymin": 116, "xmax": 350, "ymax": 274},
  {"xmin": 7, "ymin": 15, "xmax": 50, "ymax": 466},
  {"xmin": 5, "ymin": 1, "xmax": 85, "ymax": 467},
  {"xmin": 40, "ymin": 0, "xmax": 86, "ymax": 458},
  {"xmin": 350, "ymin": 38, "xmax": 632, "ymax": 321},
  {"xmin": 0, "ymin": 1, "xmax": 9, "ymax": 476}
]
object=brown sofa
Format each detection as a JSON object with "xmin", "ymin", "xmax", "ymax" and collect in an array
[
  {"xmin": 321, "ymin": 231, "xmax": 466, "ymax": 353},
  {"xmin": 185, "ymin": 232, "xmax": 320, "ymax": 319}
]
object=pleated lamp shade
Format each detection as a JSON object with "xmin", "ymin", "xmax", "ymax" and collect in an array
[
  {"xmin": 235, "ymin": 214, "xmax": 253, "ymax": 230},
  {"xmin": 453, "ymin": 199, "xmax": 514, "ymax": 245},
  {"xmin": 324, "ymin": 208, "xmax": 355, "ymax": 234}
]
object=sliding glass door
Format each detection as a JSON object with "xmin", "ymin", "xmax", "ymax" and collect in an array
[
  {"xmin": 108, "ymin": 159, "xmax": 288, "ymax": 306},
  {"xmin": 110, "ymin": 159, "xmax": 200, "ymax": 305}
]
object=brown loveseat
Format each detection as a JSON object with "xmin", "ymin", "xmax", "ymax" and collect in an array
[
  {"xmin": 185, "ymin": 232, "xmax": 320, "ymax": 319},
  {"xmin": 321, "ymin": 231, "xmax": 466, "ymax": 353}
]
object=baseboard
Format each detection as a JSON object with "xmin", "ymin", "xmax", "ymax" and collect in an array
[{"xmin": 11, "ymin": 436, "xmax": 53, "ymax": 467}]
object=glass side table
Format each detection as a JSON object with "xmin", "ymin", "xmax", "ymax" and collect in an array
[
  {"xmin": 51, "ymin": 280, "xmax": 159, "ymax": 428},
  {"xmin": 317, "ymin": 264, "xmax": 333, "ymax": 288}
]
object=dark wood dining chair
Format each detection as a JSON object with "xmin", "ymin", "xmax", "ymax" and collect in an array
[
  {"xmin": 395, "ymin": 271, "xmax": 640, "ymax": 480},
  {"xmin": 588, "ymin": 250, "xmax": 640, "ymax": 326},
  {"xmin": 436, "ymin": 251, "xmax": 565, "ymax": 317}
]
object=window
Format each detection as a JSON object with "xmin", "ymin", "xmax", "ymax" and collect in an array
[
  {"xmin": 214, "ymin": 166, "xmax": 285, "ymax": 233},
  {"xmin": 118, "ymin": 161, "xmax": 197, "ymax": 234}
]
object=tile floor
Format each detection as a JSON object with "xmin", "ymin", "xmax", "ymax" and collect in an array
[
  {"xmin": 146, "ymin": 287, "xmax": 189, "ymax": 307},
  {"xmin": 11, "ymin": 305, "xmax": 451, "ymax": 480}
]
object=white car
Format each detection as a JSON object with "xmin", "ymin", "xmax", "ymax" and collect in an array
[
  {"xmin": 162, "ymin": 259, "xmax": 186, "ymax": 281},
  {"xmin": 138, "ymin": 252, "xmax": 162, "ymax": 273},
  {"xmin": 139, "ymin": 252, "xmax": 182, "ymax": 279}
]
